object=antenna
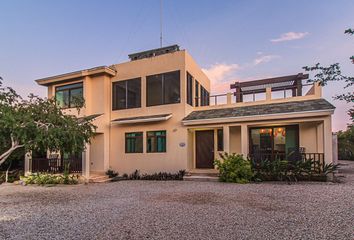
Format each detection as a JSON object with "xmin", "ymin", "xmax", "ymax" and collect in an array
[{"xmin": 160, "ymin": 0, "xmax": 163, "ymax": 47}]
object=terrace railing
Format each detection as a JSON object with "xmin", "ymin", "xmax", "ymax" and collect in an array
[{"xmin": 248, "ymin": 152, "xmax": 325, "ymax": 173}]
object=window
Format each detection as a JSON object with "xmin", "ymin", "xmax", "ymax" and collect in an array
[
  {"xmin": 195, "ymin": 80, "xmax": 199, "ymax": 107},
  {"xmin": 55, "ymin": 82, "xmax": 83, "ymax": 108},
  {"xmin": 147, "ymin": 131, "xmax": 166, "ymax": 152},
  {"xmin": 217, "ymin": 129, "xmax": 224, "ymax": 151},
  {"xmin": 200, "ymin": 86, "xmax": 210, "ymax": 106},
  {"xmin": 146, "ymin": 70, "xmax": 180, "ymax": 106},
  {"xmin": 112, "ymin": 78, "xmax": 141, "ymax": 110},
  {"xmin": 187, "ymin": 72, "xmax": 193, "ymax": 106},
  {"xmin": 125, "ymin": 132, "xmax": 143, "ymax": 153}
]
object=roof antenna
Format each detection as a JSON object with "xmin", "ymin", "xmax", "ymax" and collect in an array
[{"xmin": 160, "ymin": 0, "xmax": 163, "ymax": 48}]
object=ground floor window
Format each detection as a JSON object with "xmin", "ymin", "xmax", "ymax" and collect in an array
[
  {"xmin": 147, "ymin": 131, "xmax": 166, "ymax": 153},
  {"xmin": 249, "ymin": 125, "xmax": 299, "ymax": 160},
  {"xmin": 125, "ymin": 132, "xmax": 143, "ymax": 153},
  {"xmin": 217, "ymin": 129, "xmax": 224, "ymax": 151}
]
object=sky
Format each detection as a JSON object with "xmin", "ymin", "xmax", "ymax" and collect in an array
[{"xmin": 0, "ymin": 0, "xmax": 353, "ymax": 131}]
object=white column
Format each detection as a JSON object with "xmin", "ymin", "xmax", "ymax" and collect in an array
[
  {"xmin": 241, "ymin": 124, "xmax": 248, "ymax": 157},
  {"xmin": 83, "ymin": 143, "xmax": 90, "ymax": 180},
  {"xmin": 265, "ymin": 87, "xmax": 272, "ymax": 101},
  {"xmin": 223, "ymin": 126, "xmax": 230, "ymax": 153},
  {"xmin": 323, "ymin": 116, "xmax": 333, "ymax": 164},
  {"xmin": 103, "ymin": 132, "xmax": 110, "ymax": 171},
  {"xmin": 24, "ymin": 151, "xmax": 31, "ymax": 176}
]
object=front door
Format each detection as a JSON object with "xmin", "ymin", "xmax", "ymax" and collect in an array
[{"xmin": 196, "ymin": 130, "xmax": 215, "ymax": 169}]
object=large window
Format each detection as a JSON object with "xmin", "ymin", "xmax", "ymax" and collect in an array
[
  {"xmin": 125, "ymin": 132, "xmax": 143, "ymax": 153},
  {"xmin": 187, "ymin": 72, "xmax": 193, "ymax": 106},
  {"xmin": 200, "ymin": 86, "xmax": 210, "ymax": 106},
  {"xmin": 55, "ymin": 82, "xmax": 83, "ymax": 108},
  {"xmin": 146, "ymin": 70, "xmax": 180, "ymax": 106},
  {"xmin": 249, "ymin": 125, "xmax": 299, "ymax": 161},
  {"xmin": 195, "ymin": 80, "xmax": 199, "ymax": 107},
  {"xmin": 112, "ymin": 78, "xmax": 141, "ymax": 110},
  {"xmin": 147, "ymin": 131, "xmax": 166, "ymax": 153}
]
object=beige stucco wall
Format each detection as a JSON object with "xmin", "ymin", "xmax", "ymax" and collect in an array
[
  {"xmin": 90, "ymin": 134, "xmax": 105, "ymax": 172},
  {"xmin": 230, "ymin": 126, "xmax": 241, "ymax": 154}
]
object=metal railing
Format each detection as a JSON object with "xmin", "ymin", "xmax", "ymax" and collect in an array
[{"xmin": 31, "ymin": 157, "xmax": 82, "ymax": 174}]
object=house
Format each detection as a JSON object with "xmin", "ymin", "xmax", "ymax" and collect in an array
[{"xmin": 29, "ymin": 45, "xmax": 335, "ymax": 178}]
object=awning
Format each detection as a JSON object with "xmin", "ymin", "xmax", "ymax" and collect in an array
[
  {"xmin": 112, "ymin": 114, "xmax": 172, "ymax": 124},
  {"xmin": 78, "ymin": 114, "xmax": 103, "ymax": 124}
]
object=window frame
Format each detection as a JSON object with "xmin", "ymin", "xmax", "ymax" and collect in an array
[
  {"xmin": 146, "ymin": 130, "xmax": 167, "ymax": 153},
  {"xmin": 146, "ymin": 70, "xmax": 180, "ymax": 107},
  {"xmin": 125, "ymin": 132, "xmax": 143, "ymax": 153},
  {"xmin": 186, "ymin": 72, "xmax": 193, "ymax": 106},
  {"xmin": 112, "ymin": 78, "xmax": 141, "ymax": 110},
  {"xmin": 217, "ymin": 129, "xmax": 224, "ymax": 151},
  {"xmin": 195, "ymin": 80, "xmax": 199, "ymax": 107},
  {"xmin": 55, "ymin": 82, "xmax": 83, "ymax": 109}
]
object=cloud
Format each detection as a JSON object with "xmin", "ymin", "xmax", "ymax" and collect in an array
[
  {"xmin": 202, "ymin": 63, "xmax": 240, "ymax": 83},
  {"xmin": 202, "ymin": 63, "xmax": 240, "ymax": 94},
  {"xmin": 271, "ymin": 32, "xmax": 309, "ymax": 43},
  {"xmin": 253, "ymin": 55, "xmax": 280, "ymax": 65}
]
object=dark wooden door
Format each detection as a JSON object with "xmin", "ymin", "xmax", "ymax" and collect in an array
[{"xmin": 196, "ymin": 130, "xmax": 215, "ymax": 169}]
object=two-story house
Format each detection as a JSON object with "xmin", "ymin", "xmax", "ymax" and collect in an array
[{"xmin": 31, "ymin": 45, "xmax": 335, "ymax": 179}]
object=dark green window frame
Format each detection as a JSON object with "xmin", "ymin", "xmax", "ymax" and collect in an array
[
  {"xmin": 147, "ymin": 130, "xmax": 166, "ymax": 153},
  {"xmin": 55, "ymin": 82, "xmax": 83, "ymax": 109},
  {"xmin": 125, "ymin": 132, "xmax": 143, "ymax": 153}
]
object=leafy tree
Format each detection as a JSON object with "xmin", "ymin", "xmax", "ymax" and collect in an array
[
  {"xmin": 337, "ymin": 125, "xmax": 354, "ymax": 160},
  {"xmin": 0, "ymin": 78, "xmax": 96, "ymax": 167},
  {"xmin": 303, "ymin": 28, "xmax": 354, "ymax": 121}
]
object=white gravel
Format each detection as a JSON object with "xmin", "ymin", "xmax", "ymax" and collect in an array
[{"xmin": 0, "ymin": 161, "xmax": 353, "ymax": 240}]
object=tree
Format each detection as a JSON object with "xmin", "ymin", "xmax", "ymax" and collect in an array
[
  {"xmin": 337, "ymin": 125, "xmax": 354, "ymax": 160},
  {"xmin": 303, "ymin": 29, "xmax": 354, "ymax": 121},
  {"xmin": 0, "ymin": 78, "xmax": 96, "ymax": 167}
]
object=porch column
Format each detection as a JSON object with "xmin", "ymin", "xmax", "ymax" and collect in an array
[
  {"xmin": 103, "ymin": 132, "xmax": 110, "ymax": 171},
  {"xmin": 24, "ymin": 151, "xmax": 31, "ymax": 176},
  {"xmin": 223, "ymin": 126, "xmax": 230, "ymax": 153},
  {"xmin": 240, "ymin": 124, "xmax": 249, "ymax": 157},
  {"xmin": 82, "ymin": 143, "xmax": 90, "ymax": 180},
  {"xmin": 323, "ymin": 116, "xmax": 333, "ymax": 164}
]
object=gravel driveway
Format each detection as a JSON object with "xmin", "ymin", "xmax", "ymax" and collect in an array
[{"xmin": 1, "ymin": 161, "xmax": 353, "ymax": 240}]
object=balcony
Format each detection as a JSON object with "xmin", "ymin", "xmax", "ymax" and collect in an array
[{"xmin": 195, "ymin": 73, "xmax": 322, "ymax": 108}]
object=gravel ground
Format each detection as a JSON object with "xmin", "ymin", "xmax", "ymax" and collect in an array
[{"xmin": 0, "ymin": 161, "xmax": 353, "ymax": 240}]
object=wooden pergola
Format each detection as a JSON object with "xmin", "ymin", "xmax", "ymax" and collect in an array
[{"xmin": 230, "ymin": 73, "xmax": 309, "ymax": 102}]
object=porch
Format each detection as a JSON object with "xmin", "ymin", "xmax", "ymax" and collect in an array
[{"xmin": 186, "ymin": 118, "xmax": 331, "ymax": 173}]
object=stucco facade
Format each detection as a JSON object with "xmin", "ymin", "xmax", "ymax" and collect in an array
[{"xmin": 34, "ymin": 46, "xmax": 335, "ymax": 177}]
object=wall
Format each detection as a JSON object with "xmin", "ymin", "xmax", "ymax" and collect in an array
[
  {"xmin": 90, "ymin": 133, "xmax": 105, "ymax": 172},
  {"xmin": 230, "ymin": 126, "xmax": 241, "ymax": 154}
]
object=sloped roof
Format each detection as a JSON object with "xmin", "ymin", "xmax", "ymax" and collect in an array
[{"xmin": 183, "ymin": 99, "xmax": 335, "ymax": 122}]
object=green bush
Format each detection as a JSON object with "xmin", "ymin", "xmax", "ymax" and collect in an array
[
  {"xmin": 20, "ymin": 173, "xmax": 79, "ymax": 185},
  {"xmin": 119, "ymin": 170, "xmax": 186, "ymax": 181},
  {"xmin": 214, "ymin": 153, "xmax": 253, "ymax": 183},
  {"xmin": 105, "ymin": 168, "xmax": 118, "ymax": 178}
]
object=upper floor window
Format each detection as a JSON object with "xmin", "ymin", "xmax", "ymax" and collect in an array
[
  {"xmin": 146, "ymin": 70, "xmax": 180, "ymax": 106},
  {"xmin": 55, "ymin": 82, "xmax": 83, "ymax": 108},
  {"xmin": 200, "ymin": 86, "xmax": 210, "ymax": 106},
  {"xmin": 125, "ymin": 132, "xmax": 143, "ymax": 153},
  {"xmin": 187, "ymin": 72, "xmax": 193, "ymax": 106},
  {"xmin": 147, "ymin": 130, "xmax": 166, "ymax": 153},
  {"xmin": 195, "ymin": 80, "xmax": 199, "ymax": 107},
  {"xmin": 112, "ymin": 78, "xmax": 141, "ymax": 110}
]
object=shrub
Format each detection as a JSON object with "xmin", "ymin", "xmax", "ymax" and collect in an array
[
  {"xmin": 214, "ymin": 153, "xmax": 253, "ymax": 183},
  {"xmin": 105, "ymin": 168, "xmax": 118, "ymax": 178},
  {"xmin": 121, "ymin": 170, "xmax": 186, "ymax": 181},
  {"xmin": 20, "ymin": 173, "xmax": 79, "ymax": 185}
]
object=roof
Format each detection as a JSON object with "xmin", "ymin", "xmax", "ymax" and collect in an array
[
  {"xmin": 112, "ymin": 114, "xmax": 172, "ymax": 124},
  {"xmin": 36, "ymin": 66, "xmax": 116, "ymax": 86},
  {"xmin": 183, "ymin": 99, "xmax": 335, "ymax": 122}
]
